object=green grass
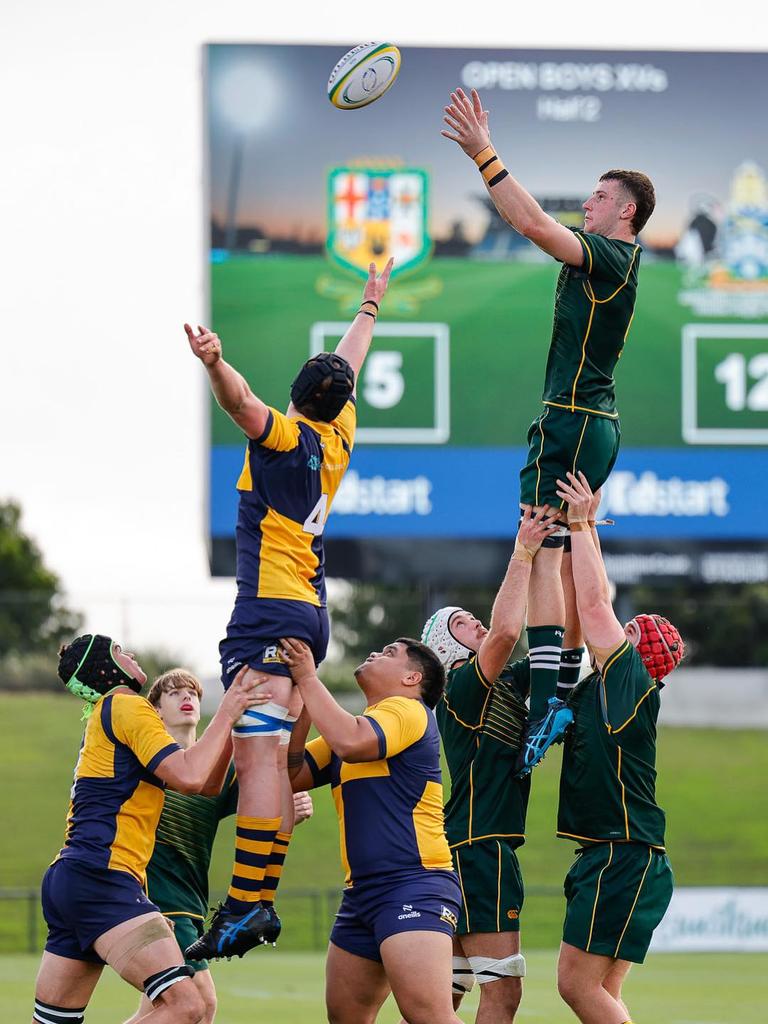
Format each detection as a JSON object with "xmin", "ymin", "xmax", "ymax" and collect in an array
[
  {"xmin": 2, "ymin": 694, "xmax": 767, "ymax": 953},
  {"xmin": 211, "ymin": 255, "xmax": 702, "ymax": 448},
  {"xmin": 4, "ymin": 951, "xmax": 765, "ymax": 1022}
]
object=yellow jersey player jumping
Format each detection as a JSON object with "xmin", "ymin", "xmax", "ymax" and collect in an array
[
  {"xmin": 184, "ymin": 258, "xmax": 393, "ymax": 959},
  {"xmin": 442, "ymin": 87, "xmax": 655, "ymax": 775}
]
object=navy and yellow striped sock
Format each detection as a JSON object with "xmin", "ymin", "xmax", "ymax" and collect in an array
[
  {"xmin": 556, "ymin": 646, "xmax": 585, "ymax": 701},
  {"xmin": 260, "ymin": 830, "xmax": 291, "ymax": 906},
  {"xmin": 225, "ymin": 815, "xmax": 280, "ymax": 914},
  {"xmin": 527, "ymin": 625, "xmax": 564, "ymax": 719}
]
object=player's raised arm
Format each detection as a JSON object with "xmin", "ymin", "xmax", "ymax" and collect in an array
[
  {"xmin": 442, "ymin": 88, "xmax": 584, "ymax": 267},
  {"xmin": 184, "ymin": 322, "xmax": 270, "ymax": 439},
  {"xmin": 476, "ymin": 507, "xmax": 560, "ymax": 682},
  {"xmin": 333, "ymin": 257, "xmax": 394, "ymax": 387},
  {"xmin": 556, "ymin": 471, "xmax": 625, "ymax": 666}
]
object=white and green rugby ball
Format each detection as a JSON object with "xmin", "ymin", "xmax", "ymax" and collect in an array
[{"xmin": 327, "ymin": 42, "xmax": 401, "ymax": 109}]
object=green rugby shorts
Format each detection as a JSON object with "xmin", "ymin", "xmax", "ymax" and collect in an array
[
  {"xmin": 562, "ymin": 842, "xmax": 673, "ymax": 963},
  {"xmin": 519, "ymin": 405, "xmax": 620, "ymax": 510},
  {"xmin": 452, "ymin": 839, "xmax": 524, "ymax": 936},
  {"xmin": 166, "ymin": 913, "xmax": 209, "ymax": 972}
]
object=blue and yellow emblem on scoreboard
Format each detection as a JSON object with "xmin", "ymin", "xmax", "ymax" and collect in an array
[{"xmin": 326, "ymin": 166, "xmax": 431, "ymax": 280}]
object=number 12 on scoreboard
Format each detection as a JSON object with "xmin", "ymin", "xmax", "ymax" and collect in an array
[
  {"xmin": 309, "ymin": 322, "xmax": 451, "ymax": 444},
  {"xmin": 682, "ymin": 323, "xmax": 768, "ymax": 445}
]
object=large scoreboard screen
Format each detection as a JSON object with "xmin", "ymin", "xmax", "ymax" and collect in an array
[{"xmin": 206, "ymin": 45, "xmax": 768, "ymax": 575}]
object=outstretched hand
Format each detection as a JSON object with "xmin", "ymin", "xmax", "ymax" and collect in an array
[
  {"xmin": 517, "ymin": 505, "xmax": 561, "ymax": 555},
  {"xmin": 441, "ymin": 87, "xmax": 491, "ymax": 157},
  {"xmin": 279, "ymin": 637, "xmax": 317, "ymax": 687},
  {"xmin": 184, "ymin": 323, "xmax": 222, "ymax": 367},
  {"xmin": 556, "ymin": 471, "xmax": 594, "ymax": 524},
  {"xmin": 362, "ymin": 257, "xmax": 394, "ymax": 307}
]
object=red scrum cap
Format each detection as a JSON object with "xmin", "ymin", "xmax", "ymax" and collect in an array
[{"xmin": 629, "ymin": 614, "xmax": 684, "ymax": 682}]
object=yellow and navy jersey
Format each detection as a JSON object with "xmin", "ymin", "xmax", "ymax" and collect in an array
[
  {"xmin": 304, "ymin": 696, "xmax": 453, "ymax": 886},
  {"xmin": 234, "ymin": 400, "xmax": 356, "ymax": 607},
  {"xmin": 543, "ymin": 229, "xmax": 641, "ymax": 418},
  {"xmin": 56, "ymin": 693, "xmax": 181, "ymax": 885}
]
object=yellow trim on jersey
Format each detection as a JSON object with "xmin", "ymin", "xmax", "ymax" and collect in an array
[
  {"xmin": 534, "ymin": 406, "xmax": 551, "ymax": 506},
  {"xmin": 474, "ymin": 657, "xmax": 492, "ymax": 690},
  {"xmin": 449, "ymin": 832, "xmax": 526, "ymax": 850},
  {"xmin": 468, "ymin": 763, "xmax": 475, "ymax": 840},
  {"xmin": 236, "ymin": 447, "xmax": 252, "ymax": 491},
  {"xmin": 586, "ymin": 842, "xmax": 613, "ymax": 951},
  {"xmin": 617, "ymin": 748, "xmax": 630, "ymax": 840},
  {"xmin": 164, "ymin": 911, "xmax": 205, "ymax": 920},
  {"xmin": 543, "ymin": 401, "xmax": 619, "ymax": 420},
  {"xmin": 576, "ymin": 231, "xmax": 594, "ymax": 274},
  {"xmin": 557, "ymin": 831, "xmax": 666, "ymax": 851},
  {"xmin": 570, "ymin": 284, "xmax": 597, "ymax": 411},
  {"xmin": 611, "ymin": 684, "xmax": 658, "ymax": 735},
  {"xmin": 332, "ymin": 785, "xmax": 352, "ymax": 886},
  {"xmin": 587, "ymin": 245, "xmax": 641, "ymax": 304},
  {"xmin": 614, "ymin": 847, "xmax": 654, "ymax": 958},
  {"xmin": 257, "ymin": 506, "xmax": 322, "ymax": 604},
  {"xmin": 441, "ymin": 694, "xmax": 483, "ymax": 731},
  {"xmin": 340, "ymin": 760, "xmax": 390, "ymax": 783}
]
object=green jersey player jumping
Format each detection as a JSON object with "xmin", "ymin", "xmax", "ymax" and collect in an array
[{"xmin": 442, "ymin": 86, "xmax": 656, "ymax": 775}]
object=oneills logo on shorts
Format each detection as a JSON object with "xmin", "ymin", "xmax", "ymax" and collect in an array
[
  {"xmin": 440, "ymin": 905, "xmax": 458, "ymax": 928},
  {"xmin": 398, "ymin": 903, "xmax": 421, "ymax": 920}
]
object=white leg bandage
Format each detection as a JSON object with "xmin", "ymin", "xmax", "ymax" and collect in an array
[
  {"xmin": 279, "ymin": 713, "xmax": 297, "ymax": 746},
  {"xmin": 233, "ymin": 701, "xmax": 289, "ymax": 739},
  {"xmin": 469, "ymin": 953, "xmax": 526, "ymax": 984},
  {"xmin": 452, "ymin": 955, "xmax": 476, "ymax": 994}
]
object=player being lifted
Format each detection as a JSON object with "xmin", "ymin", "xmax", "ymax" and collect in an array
[
  {"xmin": 442, "ymin": 87, "xmax": 655, "ymax": 773},
  {"xmin": 184, "ymin": 258, "xmax": 393, "ymax": 959}
]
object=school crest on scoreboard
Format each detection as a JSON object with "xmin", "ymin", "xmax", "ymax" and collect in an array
[{"xmin": 327, "ymin": 167, "xmax": 431, "ymax": 279}]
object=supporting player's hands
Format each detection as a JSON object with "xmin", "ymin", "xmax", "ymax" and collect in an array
[
  {"xmin": 441, "ymin": 87, "xmax": 491, "ymax": 158},
  {"xmin": 556, "ymin": 471, "xmax": 594, "ymax": 524},
  {"xmin": 184, "ymin": 323, "xmax": 222, "ymax": 367},
  {"xmin": 219, "ymin": 665, "xmax": 273, "ymax": 724},
  {"xmin": 516, "ymin": 505, "xmax": 561, "ymax": 557},
  {"xmin": 362, "ymin": 257, "xmax": 394, "ymax": 307},
  {"xmin": 279, "ymin": 637, "xmax": 317, "ymax": 688},
  {"xmin": 293, "ymin": 791, "xmax": 314, "ymax": 825}
]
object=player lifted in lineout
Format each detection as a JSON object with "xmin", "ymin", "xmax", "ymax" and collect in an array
[
  {"xmin": 184, "ymin": 258, "xmax": 393, "ymax": 959},
  {"xmin": 442, "ymin": 87, "xmax": 655, "ymax": 774}
]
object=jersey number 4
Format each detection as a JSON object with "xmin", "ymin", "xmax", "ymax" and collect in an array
[{"xmin": 303, "ymin": 493, "xmax": 329, "ymax": 536}]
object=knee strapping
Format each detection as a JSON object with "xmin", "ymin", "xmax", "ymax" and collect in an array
[
  {"xmin": 144, "ymin": 964, "xmax": 194, "ymax": 1002},
  {"xmin": 469, "ymin": 953, "xmax": 526, "ymax": 983},
  {"xmin": 279, "ymin": 712, "xmax": 297, "ymax": 746},
  {"xmin": 33, "ymin": 1000, "xmax": 86, "ymax": 1024},
  {"xmin": 234, "ymin": 700, "xmax": 289, "ymax": 738},
  {"xmin": 101, "ymin": 916, "xmax": 173, "ymax": 974},
  {"xmin": 452, "ymin": 955, "xmax": 476, "ymax": 994}
]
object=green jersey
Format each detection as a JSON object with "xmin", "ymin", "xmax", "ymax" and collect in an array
[
  {"xmin": 558, "ymin": 640, "xmax": 666, "ymax": 848},
  {"xmin": 542, "ymin": 230, "xmax": 641, "ymax": 418},
  {"xmin": 146, "ymin": 764, "xmax": 238, "ymax": 919},
  {"xmin": 436, "ymin": 655, "xmax": 531, "ymax": 849}
]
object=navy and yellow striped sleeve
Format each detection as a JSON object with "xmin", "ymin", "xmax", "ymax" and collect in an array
[
  {"xmin": 331, "ymin": 399, "xmax": 356, "ymax": 451},
  {"xmin": 255, "ymin": 407, "xmax": 302, "ymax": 452},
  {"xmin": 304, "ymin": 736, "xmax": 333, "ymax": 788},
  {"xmin": 573, "ymin": 230, "xmax": 638, "ymax": 285},
  {"xmin": 363, "ymin": 697, "xmax": 428, "ymax": 758},
  {"xmin": 109, "ymin": 694, "xmax": 181, "ymax": 773},
  {"xmin": 601, "ymin": 641, "xmax": 658, "ymax": 734}
]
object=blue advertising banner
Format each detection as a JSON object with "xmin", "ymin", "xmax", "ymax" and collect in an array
[{"xmin": 210, "ymin": 446, "xmax": 763, "ymax": 541}]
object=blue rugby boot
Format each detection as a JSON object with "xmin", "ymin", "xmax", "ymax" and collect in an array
[
  {"xmin": 515, "ymin": 697, "xmax": 573, "ymax": 778},
  {"xmin": 185, "ymin": 902, "xmax": 272, "ymax": 960}
]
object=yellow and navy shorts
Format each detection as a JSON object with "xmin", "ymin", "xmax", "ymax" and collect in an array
[
  {"xmin": 519, "ymin": 405, "xmax": 620, "ymax": 510},
  {"xmin": 330, "ymin": 870, "xmax": 461, "ymax": 963},
  {"xmin": 453, "ymin": 840, "xmax": 524, "ymax": 936},
  {"xmin": 563, "ymin": 842, "xmax": 673, "ymax": 964},
  {"xmin": 220, "ymin": 597, "xmax": 330, "ymax": 684}
]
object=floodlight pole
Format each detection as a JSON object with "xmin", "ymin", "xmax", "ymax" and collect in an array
[{"xmin": 224, "ymin": 130, "xmax": 246, "ymax": 252}]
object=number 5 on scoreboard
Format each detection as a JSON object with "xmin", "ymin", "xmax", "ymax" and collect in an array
[{"xmin": 303, "ymin": 493, "xmax": 329, "ymax": 536}]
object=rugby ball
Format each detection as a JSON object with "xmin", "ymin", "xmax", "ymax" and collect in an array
[{"xmin": 327, "ymin": 43, "xmax": 401, "ymax": 110}]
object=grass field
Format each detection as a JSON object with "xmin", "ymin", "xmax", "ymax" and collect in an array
[
  {"xmin": 2, "ymin": 694, "xmax": 767, "ymax": 954},
  {"xmin": 210, "ymin": 255, "xmax": 693, "ymax": 448},
  {"xmin": 4, "ymin": 950, "xmax": 764, "ymax": 1022}
]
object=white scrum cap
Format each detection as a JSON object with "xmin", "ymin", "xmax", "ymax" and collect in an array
[{"xmin": 421, "ymin": 606, "xmax": 473, "ymax": 669}]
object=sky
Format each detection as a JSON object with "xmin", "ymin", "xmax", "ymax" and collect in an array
[{"xmin": 2, "ymin": 1, "xmax": 767, "ymax": 680}]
